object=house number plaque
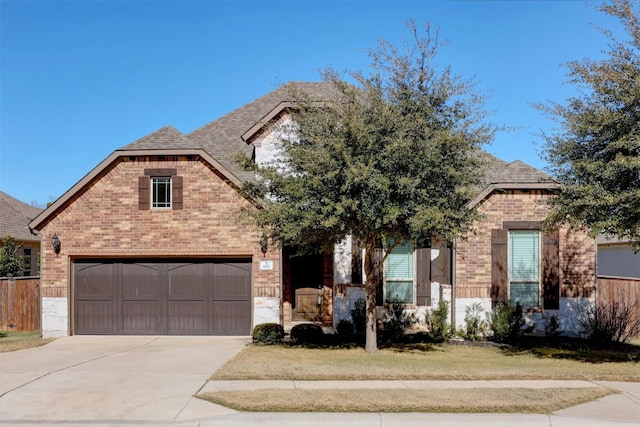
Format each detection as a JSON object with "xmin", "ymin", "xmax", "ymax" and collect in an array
[{"xmin": 259, "ymin": 260, "xmax": 274, "ymax": 270}]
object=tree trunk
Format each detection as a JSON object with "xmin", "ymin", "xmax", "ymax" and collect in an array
[{"xmin": 363, "ymin": 245, "xmax": 378, "ymax": 353}]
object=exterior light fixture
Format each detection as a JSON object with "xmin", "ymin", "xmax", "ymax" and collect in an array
[
  {"xmin": 51, "ymin": 234, "xmax": 61, "ymax": 255},
  {"xmin": 260, "ymin": 234, "xmax": 268, "ymax": 256}
]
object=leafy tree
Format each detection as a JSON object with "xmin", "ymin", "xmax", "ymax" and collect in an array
[
  {"xmin": 540, "ymin": 0, "xmax": 640, "ymax": 248},
  {"xmin": 0, "ymin": 235, "xmax": 22, "ymax": 278},
  {"xmin": 242, "ymin": 22, "xmax": 495, "ymax": 353}
]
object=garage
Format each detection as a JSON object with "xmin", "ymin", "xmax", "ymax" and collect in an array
[{"xmin": 73, "ymin": 258, "xmax": 252, "ymax": 336}]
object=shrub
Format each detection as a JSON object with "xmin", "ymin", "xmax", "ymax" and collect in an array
[
  {"xmin": 544, "ymin": 314, "xmax": 561, "ymax": 338},
  {"xmin": 487, "ymin": 300, "xmax": 532, "ymax": 343},
  {"xmin": 579, "ymin": 301, "xmax": 640, "ymax": 345},
  {"xmin": 336, "ymin": 318, "xmax": 355, "ymax": 342},
  {"xmin": 382, "ymin": 297, "xmax": 416, "ymax": 341},
  {"xmin": 351, "ymin": 297, "xmax": 366, "ymax": 337},
  {"xmin": 252, "ymin": 323, "xmax": 284, "ymax": 345},
  {"xmin": 425, "ymin": 300, "xmax": 450, "ymax": 343},
  {"xmin": 463, "ymin": 302, "xmax": 486, "ymax": 341},
  {"xmin": 290, "ymin": 323, "xmax": 325, "ymax": 345}
]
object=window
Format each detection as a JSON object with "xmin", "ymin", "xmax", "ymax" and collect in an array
[
  {"xmin": 385, "ymin": 241, "xmax": 414, "ymax": 304},
  {"xmin": 138, "ymin": 168, "xmax": 183, "ymax": 210},
  {"xmin": 151, "ymin": 177, "xmax": 172, "ymax": 208},
  {"xmin": 508, "ymin": 230, "xmax": 540, "ymax": 308}
]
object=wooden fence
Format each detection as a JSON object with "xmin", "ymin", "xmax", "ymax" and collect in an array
[
  {"xmin": 597, "ymin": 276, "xmax": 640, "ymax": 337},
  {"xmin": 0, "ymin": 277, "xmax": 40, "ymax": 331}
]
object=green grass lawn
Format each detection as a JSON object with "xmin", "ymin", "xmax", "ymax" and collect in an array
[{"xmin": 0, "ymin": 331, "xmax": 54, "ymax": 353}]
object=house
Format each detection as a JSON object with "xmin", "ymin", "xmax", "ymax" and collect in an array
[
  {"xmin": 596, "ymin": 235, "xmax": 640, "ymax": 279},
  {"xmin": 0, "ymin": 191, "xmax": 42, "ymax": 277},
  {"xmin": 29, "ymin": 82, "xmax": 596, "ymax": 338}
]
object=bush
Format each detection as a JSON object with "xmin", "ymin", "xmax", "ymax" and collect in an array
[
  {"xmin": 425, "ymin": 300, "xmax": 451, "ymax": 343},
  {"xmin": 544, "ymin": 314, "xmax": 561, "ymax": 338},
  {"xmin": 351, "ymin": 297, "xmax": 366, "ymax": 337},
  {"xmin": 290, "ymin": 323, "xmax": 325, "ymax": 345},
  {"xmin": 336, "ymin": 318, "xmax": 355, "ymax": 342},
  {"xmin": 463, "ymin": 302, "xmax": 486, "ymax": 341},
  {"xmin": 487, "ymin": 300, "xmax": 532, "ymax": 343},
  {"xmin": 382, "ymin": 297, "xmax": 415, "ymax": 341},
  {"xmin": 252, "ymin": 323, "xmax": 284, "ymax": 345},
  {"xmin": 579, "ymin": 301, "xmax": 640, "ymax": 345}
]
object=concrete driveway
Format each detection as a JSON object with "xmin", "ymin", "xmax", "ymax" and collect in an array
[{"xmin": 0, "ymin": 335, "xmax": 249, "ymax": 423}]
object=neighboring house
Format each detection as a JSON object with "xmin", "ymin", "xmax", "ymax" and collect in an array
[
  {"xmin": 0, "ymin": 191, "xmax": 42, "ymax": 276},
  {"xmin": 596, "ymin": 235, "xmax": 640, "ymax": 279},
  {"xmin": 30, "ymin": 82, "xmax": 596, "ymax": 338}
]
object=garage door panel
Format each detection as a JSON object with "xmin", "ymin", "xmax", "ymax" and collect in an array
[
  {"xmin": 213, "ymin": 301, "xmax": 251, "ymax": 335},
  {"xmin": 122, "ymin": 301, "xmax": 161, "ymax": 334},
  {"xmin": 122, "ymin": 263, "xmax": 162, "ymax": 300},
  {"xmin": 213, "ymin": 263, "xmax": 251, "ymax": 301},
  {"xmin": 168, "ymin": 301, "xmax": 205, "ymax": 335},
  {"xmin": 76, "ymin": 301, "xmax": 115, "ymax": 334},
  {"xmin": 168, "ymin": 263, "xmax": 208, "ymax": 301},
  {"xmin": 75, "ymin": 263, "xmax": 116, "ymax": 300}
]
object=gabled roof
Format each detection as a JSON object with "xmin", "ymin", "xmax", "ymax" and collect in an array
[
  {"xmin": 118, "ymin": 82, "xmax": 338, "ymax": 182},
  {"xmin": 123, "ymin": 125, "xmax": 194, "ymax": 150},
  {"xmin": 0, "ymin": 191, "xmax": 42, "ymax": 242},
  {"xmin": 30, "ymin": 81, "xmax": 559, "ymax": 229},
  {"xmin": 469, "ymin": 157, "xmax": 560, "ymax": 208}
]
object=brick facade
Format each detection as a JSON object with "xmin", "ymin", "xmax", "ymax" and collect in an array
[
  {"xmin": 38, "ymin": 155, "xmax": 281, "ymax": 318},
  {"xmin": 455, "ymin": 189, "xmax": 595, "ymax": 301}
]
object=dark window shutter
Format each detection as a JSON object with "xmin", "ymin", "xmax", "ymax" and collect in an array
[
  {"xmin": 172, "ymin": 175, "xmax": 183, "ymax": 210},
  {"xmin": 138, "ymin": 176, "xmax": 150, "ymax": 210},
  {"xmin": 542, "ymin": 230, "xmax": 560, "ymax": 310},
  {"xmin": 491, "ymin": 229, "xmax": 508, "ymax": 305},
  {"xmin": 416, "ymin": 248, "xmax": 432, "ymax": 306}
]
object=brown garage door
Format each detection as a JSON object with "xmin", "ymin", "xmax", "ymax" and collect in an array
[{"xmin": 73, "ymin": 259, "xmax": 251, "ymax": 335}]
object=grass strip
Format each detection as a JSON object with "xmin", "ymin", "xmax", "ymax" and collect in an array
[
  {"xmin": 211, "ymin": 344, "xmax": 640, "ymax": 382},
  {"xmin": 199, "ymin": 387, "xmax": 615, "ymax": 413},
  {"xmin": 0, "ymin": 331, "xmax": 54, "ymax": 353}
]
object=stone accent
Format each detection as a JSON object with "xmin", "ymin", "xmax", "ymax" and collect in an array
[
  {"xmin": 253, "ymin": 297, "xmax": 281, "ymax": 326},
  {"xmin": 453, "ymin": 297, "xmax": 593, "ymax": 337},
  {"xmin": 38, "ymin": 156, "xmax": 281, "ymax": 336},
  {"xmin": 41, "ymin": 297, "xmax": 68, "ymax": 338}
]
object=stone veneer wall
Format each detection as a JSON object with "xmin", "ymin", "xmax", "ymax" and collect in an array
[
  {"xmin": 37, "ymin": 156, "xmax": 281, "ymax": 337},
  {"xmin": 454, "ymin": 189, "xmax": 596, "ymax": 335}
]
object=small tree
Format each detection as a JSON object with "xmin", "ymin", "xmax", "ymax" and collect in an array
[
  {"xmin": 0, "ymin": 235, "xmax": 22, "ymax": 278},
  {"xmin": 242, "ymin": 22, "xmax": 494, "ymax": 353}
]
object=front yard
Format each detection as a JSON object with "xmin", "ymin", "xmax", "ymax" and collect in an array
[
  {"xmin": 210, "ymin": 340, "xmax": 640, "ymax": 381},
  {"xmin": 200, "ymin": 339, "xmax": 639, "ymax": 412}
]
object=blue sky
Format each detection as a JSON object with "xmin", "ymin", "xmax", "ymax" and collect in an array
[{"xmin": 0, "ymin": 0, "xmax": 623, "ymax": 206}]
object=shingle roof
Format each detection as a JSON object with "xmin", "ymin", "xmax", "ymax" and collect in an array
[
  {"xmin": 490, "ymin": 159, "xmax": 554, "ymax": 184},
  {"xmin": 120, "ymin": 82, "xmax": 338, "ymax": 182},
  {"xmin": 0, "ymin": 191, "xmax": 42, "ymax": 242},
  {"xmin": 121, "ymin": 81, "xmax": 554, "ymax": 193},
  {"xmin": 123, "ymin": 125, "xmax": 195, "ymax": 150}
]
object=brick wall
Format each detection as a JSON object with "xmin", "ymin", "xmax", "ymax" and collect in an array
[
  {"xmin": 455, "ymin": 189, "xmax": 595, "ymax": 300},
  {"xmin": 38, "ymin": 156, "xmax": 280, "ymax": 300}
]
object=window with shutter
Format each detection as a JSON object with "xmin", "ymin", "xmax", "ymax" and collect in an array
[
  {"xmin": 508, "ymin": 230, "xmax": 541, "ymax": 308},
  {"xmin": 385, "ymin": 241, "xmax": 414, "ymax": 304},
  {"xmin": 138, "ymin": 169, "xmax": 182, "ymax": 210}
]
